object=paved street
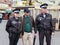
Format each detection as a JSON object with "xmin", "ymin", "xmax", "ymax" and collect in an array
[{"xmin": 0, "ymin": 20, "xmax": 60, "ymax": 45}]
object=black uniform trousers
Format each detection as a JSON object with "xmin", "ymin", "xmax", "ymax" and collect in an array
[
  {"xmin": 9, "ymin": 33, "xmax": 20, "ymax": 45},
  {"xmin": 39, "ymin": 29, "xmax": 51, "ymax": 45}
]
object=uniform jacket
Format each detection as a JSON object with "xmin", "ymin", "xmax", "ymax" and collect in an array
[
  {"xmin": 6, "ymin": 17, "xmax": 22, "ymax": 34},
  {"xmin": 35, "ymin": 13, "xmax": 55, "ymax": 33}
]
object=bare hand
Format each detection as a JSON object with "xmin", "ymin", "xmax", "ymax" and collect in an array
[
  {"xmin": 34, "ymin": 33, "xmax": 37, "ymax": 38},
  {"xmin": 52, "ymin": 32, "xmax": 55, "ymax": 36}
]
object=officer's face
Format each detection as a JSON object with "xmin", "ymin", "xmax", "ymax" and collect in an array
[
  {"xmin": 14, "ymin": 12, "xmax": 19, "ymax": 17},
  {"xmin": 41, "ymin": 8, "xmax": 47, "ymax": 13}
]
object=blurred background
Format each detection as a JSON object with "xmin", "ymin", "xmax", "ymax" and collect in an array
[{"xmin": 0, "ymin": 0, "xmax": 60, "ymax": 45}]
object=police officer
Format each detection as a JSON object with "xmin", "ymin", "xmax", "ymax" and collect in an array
[
  {"xmin": 6, "ymin": 8, "xmax": 22, "ymax": 45},
  {"xmin": 34, "ymin": 3, "xmax": 55, "ymax": 45}
]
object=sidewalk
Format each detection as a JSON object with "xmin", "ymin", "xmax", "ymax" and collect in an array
[{"xmin": 0, "ymin": 20, "xmax": 60, "ymax": 45}]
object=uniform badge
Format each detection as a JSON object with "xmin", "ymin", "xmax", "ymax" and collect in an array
[
  {"xmin": 12, "ymin": 21, "xmax": 17, "ymax": 24},
  {"xmin": 38, "ymin": 17, "xmax": 42, "ymax": 20},
  {"xmin": 18, "ymin": 22, "xmax": 21, "ymax": 24}
]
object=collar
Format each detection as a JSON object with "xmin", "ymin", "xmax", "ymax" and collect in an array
[
  {"xmin": 39, "ymin": 13, "xmax": 48, "ymax": 18},
  {"xmin": 24, "ymin": 15, "xmax": 30, "ymax": 17}
]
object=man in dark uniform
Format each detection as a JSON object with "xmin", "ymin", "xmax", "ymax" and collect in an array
[
  {"xmin": 6, "ymin": 8, "xmax": 22, "ymax": 45},
  {"xmin": 34, "ymin": 3, "xmax": 55, "ymax": 45}
]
